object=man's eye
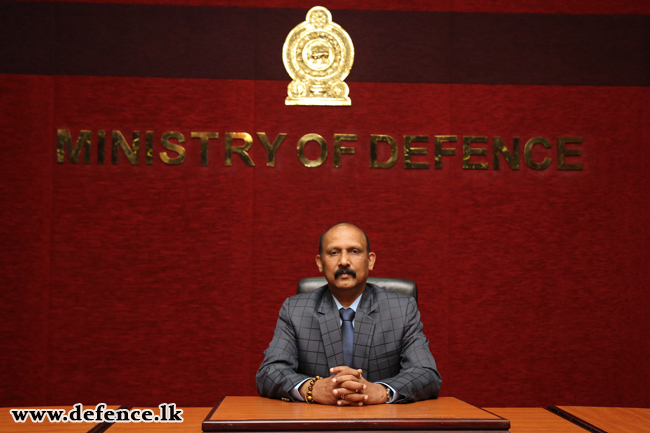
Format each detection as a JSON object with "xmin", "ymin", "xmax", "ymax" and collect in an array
[{"xmin": 329, "ymin": 251, "xmax": 339, "ymax": 256}]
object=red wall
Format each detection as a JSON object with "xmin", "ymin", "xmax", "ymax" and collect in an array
[{"xmin": 1, "ymin": 0, "xmax": 648, "ymax": 409}]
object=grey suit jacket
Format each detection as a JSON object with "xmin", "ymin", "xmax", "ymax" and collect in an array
[{"xmin": 256, "ymin": 283, "xmax": 441, "ymax": 402}]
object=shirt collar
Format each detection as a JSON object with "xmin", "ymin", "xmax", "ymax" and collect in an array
[{"xmin": 332, "ymin": 292, "xmax": 362, "ymax": 312}]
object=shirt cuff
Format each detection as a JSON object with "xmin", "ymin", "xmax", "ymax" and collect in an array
[{"xmin": 290, "ymin": 378, "xmax": 310, "ymax": 402}]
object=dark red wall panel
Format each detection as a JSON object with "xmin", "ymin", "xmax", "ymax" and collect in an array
[
  {"xmin": 446, "ymin": 85, "xmax": 648, "ymax": 407},
  {"xmin": 0, "ymin": 75, "xmax": 54, "ymax": 406}
]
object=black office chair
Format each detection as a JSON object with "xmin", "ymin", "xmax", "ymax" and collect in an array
[{"xmin": 297, "ymin": 277, "xmax": 418, "ymax": 305}]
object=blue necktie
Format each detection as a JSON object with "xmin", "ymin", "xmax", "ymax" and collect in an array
[{"xmin": 339, "ymin": 308, "xmax": 355, "ymax": 368}]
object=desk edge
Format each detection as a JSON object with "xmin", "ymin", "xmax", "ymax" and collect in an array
[
  {"xmin": 202, "ymin": 418, "xmax": 511, "ymax": 432},
  {"xmin": 547, "ymin": 406, "xmax": 607, "ymax": 433},
  {"xmin": 202, "ymin": 397, "xmax": 510, "ymax": 432}
]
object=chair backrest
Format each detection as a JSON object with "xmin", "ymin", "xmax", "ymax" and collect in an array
[{"xmin": 297, "ymin": 277, "xmax": 418, "ymax": 304}]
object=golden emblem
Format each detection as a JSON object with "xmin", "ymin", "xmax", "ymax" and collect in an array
[{"xmin": 283, "ymin": 6, "xmax": 355, "ymax": 106}]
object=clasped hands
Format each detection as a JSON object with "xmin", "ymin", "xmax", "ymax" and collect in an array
[{"xmin": 301, "ymin": 366, "xmax": 388, "ymax": 406}]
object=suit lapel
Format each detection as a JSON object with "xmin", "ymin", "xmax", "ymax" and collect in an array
[
  {"xmin": 353, "ymin": 285, "xmax": 377, "ymax": 374},
  {"xmin": 317, "ymin": 289, "xmax": 344, "ymax": 369}
]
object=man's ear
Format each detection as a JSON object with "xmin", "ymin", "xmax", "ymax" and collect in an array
[
  {"xmin": 315, "ymin": 255, "xmax": 323, "ymax": 272},
  {"xmin": 368, "ymin": 252, "xmax": 376, "ymax": 271}
]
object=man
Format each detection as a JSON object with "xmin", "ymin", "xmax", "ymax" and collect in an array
[{"xmin": 256, "ymin": 223, "xmax": 441, "ymax": 405}]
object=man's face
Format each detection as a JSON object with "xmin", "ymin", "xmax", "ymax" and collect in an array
[{"xmin": 316, "ymin": 224, "xmax": 376, "ymax": 293}]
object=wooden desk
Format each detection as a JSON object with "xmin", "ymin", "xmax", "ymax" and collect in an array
[
  {"xmin": 1, "ymin": 405, "xmax": 122, "ymax": 433},
  {"xmin": 203, "ymin": 396, "xmax": 510, "ymax": 432},
  {"xmin": 484, "ymin": 408, "xmax": 586, "ymax": 433},
  {"xmin": 107, "ymin": 408, "xmax": 212, "ymax": 433},
  {"xmin": 549, "ymin": 406, "xmax": 650, "ymax": 433}
]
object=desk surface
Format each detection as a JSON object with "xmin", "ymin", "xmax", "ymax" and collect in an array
[
  {"xmin": 107, "ymin": 408, "xmax": 212, "ymax": 433},
  {"xmin": 1, "ymin": 405, "xmax": 121, "ymax": 433},
  {"xmin": 484, "ymin": 408, "xmax": 587, "ymax": 433},
  {"xmin": 203, "ymin": 396, "xmax": 510, "ymax": 432},
  {"xmin": 549, "ymin": 406, "xmax": 650, "ymax": 433}
]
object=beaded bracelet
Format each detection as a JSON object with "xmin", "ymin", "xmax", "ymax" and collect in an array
[{"xmin": 306, "ymin": 376, "xmax": 323, "ymax": 403}]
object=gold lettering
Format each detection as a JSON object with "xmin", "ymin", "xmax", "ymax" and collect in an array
[
  {"xmin": 225, "ymin": 132, "xmax": 255, "ymax": 167},
  {"xmin": 370, "ymin": 135, "xmax": 398, "ymax": 168},
  {"xmin": 524, "ymin": 137, "xmax": 552, "ymax": 170},
  {"xmin": 404, "ymin": 136, "xmax": 429, "ymax": 169},
  {"xmin": 297, "ymin": 133, "xmax": 327, "ymax": 167},
  {"xmin": 257, "ymin": 132, "xmax": 286, "ymax": 167},
  {"xmin": 434, "ymin": 136, "xmax": 457, "ymax": 169},
  {"xmin": 192, "ymin": 132, "xmax": 219, "ymax": 166},
  {"xmin": 112, "ymin": 131, "xmax": 139, "ymax": 165},
  {"xmin": 334, "ymin": 134, "xmax": 357, "ymax": 168},
  {"xmin": 463, "ymin": 136, "xmax": 488, "ymax": 170},
  {"xmin": 97, "ymin": 130, "xmax": 105, "ymax": 164},
  {"xmin": 160, "ymin": 131, "xmax": 186, "ymax": 165},
  {"xmin": 493, "ymin": 137, "xmax": 520, "ymax": 170},
  {"xmin": 57, "ymin": 129, "xmax": 91, "ymax": 164},
  {"xmin": 54, "ymin": 129, "xmax": 584, "ymax": 173},
  {"xmin": 558, "ymin": 137, "xmax": 583, "ymax": 171},
  {"xmin": 146, "ymin": 131, "xmax": 154, "ymax": 165}
]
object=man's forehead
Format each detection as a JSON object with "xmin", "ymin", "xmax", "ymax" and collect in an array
[{"xmin": 322, "ymin": 224, "xmax": 366, "ymax": 247}]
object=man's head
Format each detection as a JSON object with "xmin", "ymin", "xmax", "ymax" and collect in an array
[{"xmin": 316, "ymin": 223, "xmax": 376, "ymax": 302}]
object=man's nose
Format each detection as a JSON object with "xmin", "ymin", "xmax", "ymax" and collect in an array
[{"xmin": 339, "ymin": 251, "xmax": 350, "ymax": 266}]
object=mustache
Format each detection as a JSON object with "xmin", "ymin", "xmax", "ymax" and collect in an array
[{"xmin": 334, "ymin": 268, "xmax": 357, "ymax": 279}]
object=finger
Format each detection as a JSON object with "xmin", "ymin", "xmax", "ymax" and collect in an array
[
  {"xmin": 330, "ymin": 367, "xmax": 362, "ymax": 377},
  {"xmin": 332, "ymin": 374, "xmax": 363, "ymax": 384},
  {"xmin": 331, "ymin": 370, "xmax": 358, "ymax": 380},
  {"xmin": 334, "ymin": 386, "xmax": 364, "ymax": 396},
  {"xmin": 335, "ymin": 395, "xmax": 365, "ymax": 406},
  {"xmin": 339, "ymin": 393, "xmax": 368, "ymax": 402},
  {"xmin": 332, "ymin": 374, "xmax": 363, "ymax": 383},
  {"xmin": 337, "ymin": 399, "xmax": 364, "ymax": 406},
  {"xmin": 336, "ymin": 381, "xmax": 367, "ymax": 392}
]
